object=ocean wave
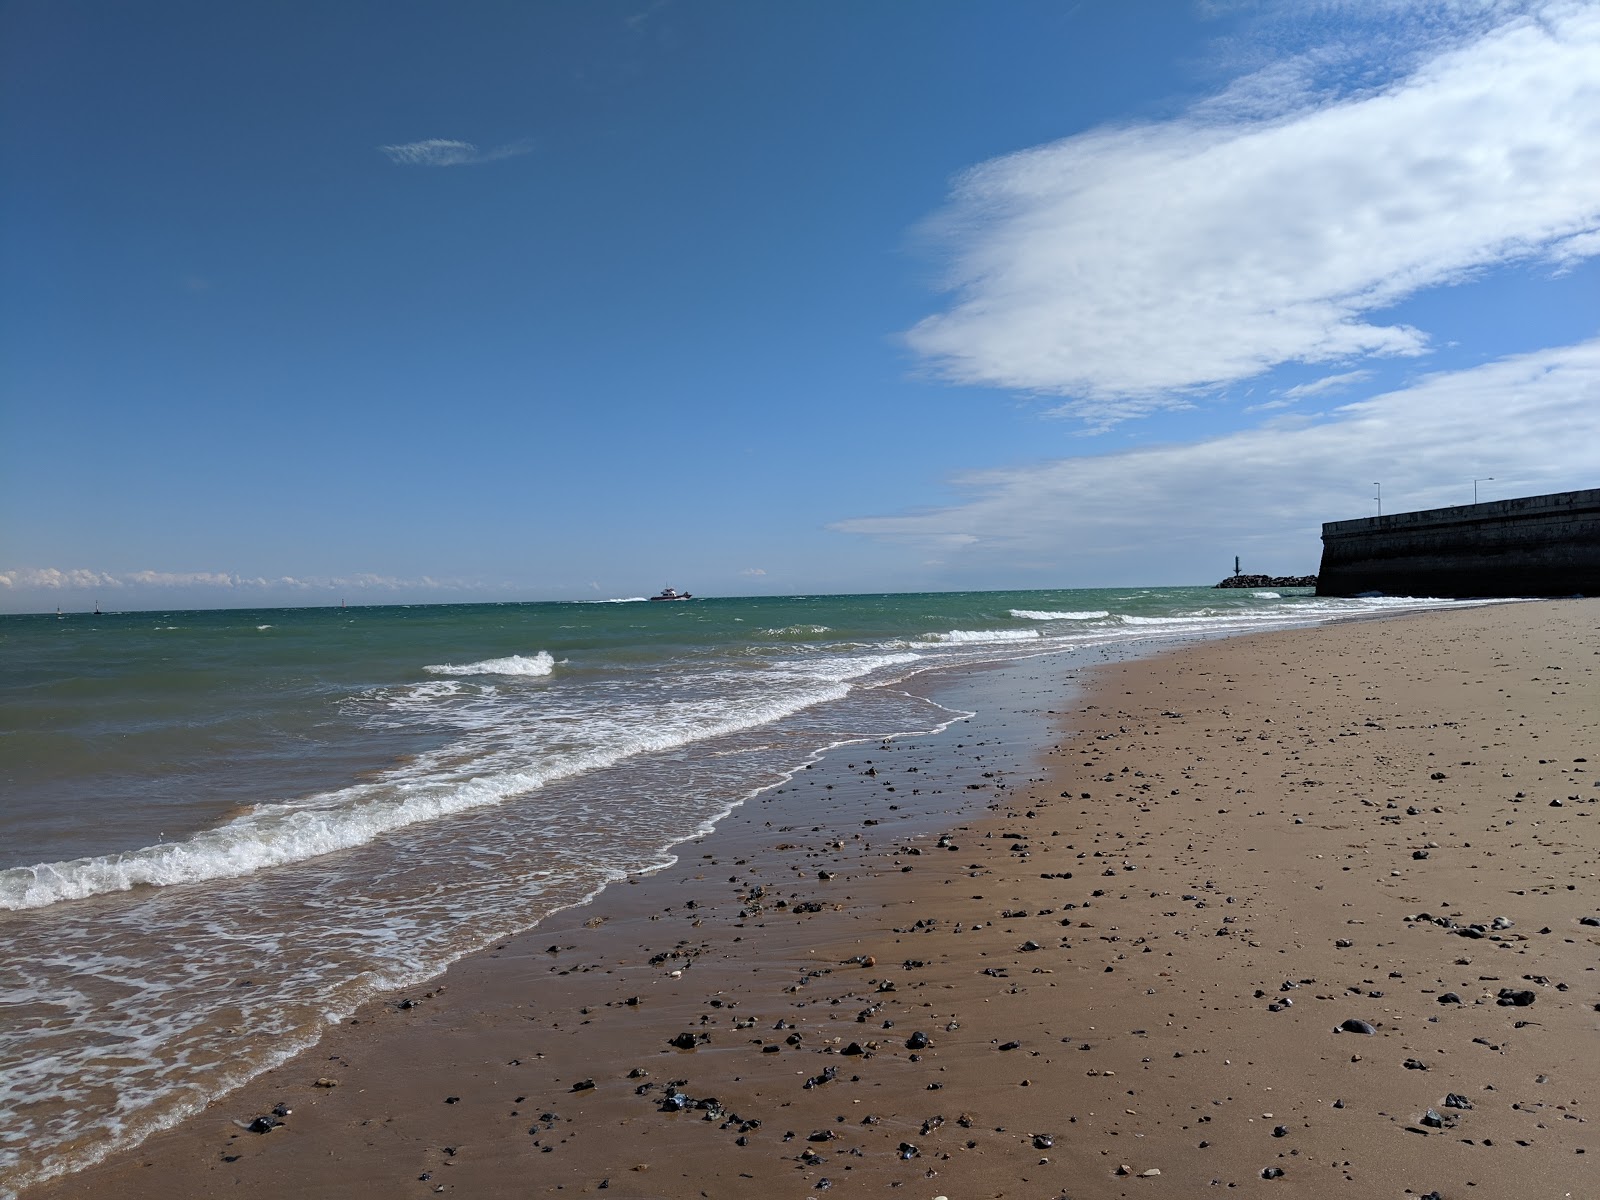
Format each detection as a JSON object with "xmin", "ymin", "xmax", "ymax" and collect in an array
[
  {"xmin": 924, "ymin": 628, "xmax": 1041, "ymax": 644},
  {"xmin": 0, "ymin": 667, "xmax": 899, "ymax": 912},
  {"xmin": 761, "ymin": 624, "xmax": 833, "ymax": 637},
  {"xmin": 424, "ymin": 651, "xmax": 556, "ymax": 677},
  {"xmin": 586, "ymin": 597, "xmax": 648, "ymax": 604},
  {"xmin": 1250, "ymin": 592, "xmax": 1280, "ymax": 599},
  {"xmin": 1009, "ymin": 609, "xmax": 1110, "ymax": 621},
  {"xmin": 1355, "ymin": 594, "xmax": 1451, "ymax": 606},
  {"xmin": 773, "ymin": 651, "xmax": 922, "ymax": 681}
]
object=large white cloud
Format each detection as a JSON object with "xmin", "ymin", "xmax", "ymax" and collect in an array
[
  {"xmin": 906, "ymin": 1, "xmax": 1600, "ymax": 426},
  {"xmin": 836, "ymin": 336, "xmax": 1600, "ymax": 582}
]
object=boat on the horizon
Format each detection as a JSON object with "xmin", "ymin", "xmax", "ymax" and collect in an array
[{"xmin": 648, "ymin": 586, "xmax": 694, "ymax": 602}]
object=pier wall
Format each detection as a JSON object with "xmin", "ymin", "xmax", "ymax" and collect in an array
[{"xmin": 1316, "ymin": 488, "xmax": 1600, "ymax": 598}]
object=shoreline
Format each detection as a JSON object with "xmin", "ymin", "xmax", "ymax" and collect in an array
[{"xmin": 24, "ymin": 599, "xmax": 1599, "ymax": 1199}]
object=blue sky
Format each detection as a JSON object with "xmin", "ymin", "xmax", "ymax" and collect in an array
[{"xmin": 3, "ymin": 0, "xmax": 1597, "ymax": 612}]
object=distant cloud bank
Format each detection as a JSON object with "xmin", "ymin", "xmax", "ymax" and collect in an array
[
  {"xmin": 378, "ymin": 138, "xmax": 532, "ymax": 167},
  {"xmin": 0, "ymin": 568, "xmax": 483, "ymax": 598},
  {"xmin": 907, "ymin": 1, "xmax": 1600, "ymax": 428},
  {"xmin": 838, "ymin": 335, "xmax": 1600, "ymax": 576}
]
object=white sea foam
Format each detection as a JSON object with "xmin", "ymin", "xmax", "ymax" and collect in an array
[
  {"xmin": 1009, "ymin": 609, "xmax": 1110, "ymax": 621},
  {"xmin": 1250, "ymin": 591, "xmax": 1280, "ymax": 599},
  {"xmin": 761, "ymin": 624, "xmax": 834, "ymax": 637},
  {"xmin": 256, "ymin": 624, "xmax": 273, "ymax": 630},
  {"xmin": 771, "ymin": 651, "xmax": 922, "ymax": 682},
  {"xmin": 0, "ymin": 652, "xmax": 923, "ymax": 912},
  {"xmin": 424, "ymin": 651, "xmax": 556, "ymax": 677},
  {"xmin": 924, "ymin": 628, "xmax": 1041, "ymax": 644},
  {"xmin": 586, "ymin": 597, "xmax": 649, "ymax": 603},
  {"xmin": 1356, "ymin": 594, "xmax": 1448, "ymax": 606}
]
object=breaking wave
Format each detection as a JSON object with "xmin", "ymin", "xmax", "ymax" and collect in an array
[
  {"xmin": 0, "ymin": 650, "xmax": 925, "ymax": 912},
  {"xmin": 1009, "ymin": 609, "xmax": 1109, "ymax": 621},
  {"xmin": 924, "ymin": 628, "xmax": 1041, "ymax": 644},
  {"xmin": 425, "ymin": 652, "xmax": 556, "ymax": 677}
]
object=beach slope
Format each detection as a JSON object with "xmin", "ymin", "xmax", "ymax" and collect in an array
[{"xmin": 29, "ymin": 599, "xmax": 1597, "ymax": 1199}]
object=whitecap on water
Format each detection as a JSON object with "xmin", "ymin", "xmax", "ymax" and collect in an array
[
  {"xmin": 424, "ymin": 651, "xmax": 556, "ymax": 677},
  {"xmin": 924, "ymin": 629, "xmax": 1041, "ymax": 644},
  {"xmin": 1009, "ymin": 609, "xmax": 1110, "ymax": 621}
]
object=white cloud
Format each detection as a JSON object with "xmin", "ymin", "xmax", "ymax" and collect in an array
[
  {"xmin": 0, "ymin": 568, "xmax": 484, "ymax": 598},
  {"xmin": 739, "ymin": 567, "xmax": 768, "ymax": 577},
  {"xmin": 906, "ymin": 2, "xmax": 1600, "ymax": 426},
  {"xmin": 625, "ymin": 0, "xmax": 672, "ymax": 33},
  {"xmin": 1280, "ymin": 369, "xmax": 1375, "ymax": 400},
  {"xmin": 121, "ymin": 570, "xmax": 268, "ymax": 588},
  {"xmin": 379, "ymin": 138, "xmax": 532, "ymax": 167},
  {"xmin": 0, "ymin": 567, "xmax": 123, "ymax": 590},
  {"xmin": 1552, "ymin": 227, "xmax": 1600, "ymax": 267},
  {"xmin": 835, "ymin": 336, "xmax": 1600, "ymax": 582}
]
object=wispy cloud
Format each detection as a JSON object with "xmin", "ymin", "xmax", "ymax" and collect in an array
[
  {"xmin": 906, "ymin": 2, "xmax": 1600, "ymax": 427},
  {"xmin": 836, "ymin": 336, "xmax": 1600, "ymax": 582},
  {"xmin": 1279, "ymin": 369, "xmax": 1375, "ymax": 400},
  {"xmin": 625, "ymin": 0, "xmax": 672, "ymax": 34},
  {"xmin": 378, "ymin": 138, "xmax": 532, "ymax": 167}
]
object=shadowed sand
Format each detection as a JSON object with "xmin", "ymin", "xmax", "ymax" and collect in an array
[{"xmin": 27, "ymin": 599, "xmax": 1598, "ymax": 1199}]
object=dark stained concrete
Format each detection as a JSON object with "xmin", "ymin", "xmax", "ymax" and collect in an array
[{"xmin": 1317, "ymin": 487, "xmax": 1600, "ymax": 597}]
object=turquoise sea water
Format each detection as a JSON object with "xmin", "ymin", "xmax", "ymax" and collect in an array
[{"xmin": 0, "ymin": 586, "xmax": 1486, "ymax": 1192}]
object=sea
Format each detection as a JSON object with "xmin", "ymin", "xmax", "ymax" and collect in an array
[{"xmin": 0, "ymin": 585, "xmax": 1488, "ymax": 1193}]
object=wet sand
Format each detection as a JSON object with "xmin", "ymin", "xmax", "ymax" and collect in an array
[{"xmin": 27, "ymin": 599, "xmax": 1598, "ymax": 1199}]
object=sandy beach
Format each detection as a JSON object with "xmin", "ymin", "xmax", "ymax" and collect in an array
[{"xmin": 27, "ymin": 598, "xmax": 1598, "ymax": 1200}]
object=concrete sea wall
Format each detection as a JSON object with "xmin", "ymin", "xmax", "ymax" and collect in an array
[{"xmin": 1317, "ymin": 488, "xmax": 1600, "ymax": 598}]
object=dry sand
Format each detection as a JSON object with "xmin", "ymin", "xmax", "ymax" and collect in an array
[{"xmin": 28, "ymin": 599, "xmax": 1599, "ymax": 1200}]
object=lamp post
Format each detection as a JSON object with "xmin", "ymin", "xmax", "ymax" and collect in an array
[
  {"xmin": 1473, "ymin": 477, "xmax": 1493, "ymax": 504},
  {"xmin": 1374, "ymin": 482, "xmax": 1381, "ymax": 516}
]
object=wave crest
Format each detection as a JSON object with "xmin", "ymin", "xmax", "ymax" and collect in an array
[
  {"xmin": 924, "ymin": 628, "xmax": 1041, "ymax": 644},
  {"xmin": 424, "ymin": 652, "xmax": 556, "ymax": 677},
  {"xmin": 1009, "ymin": 609, "xmax": 1109, "ymax": 621},
  {"xmin": 0, "ymin": 649, "xmax": 932, "ymax": 912}
]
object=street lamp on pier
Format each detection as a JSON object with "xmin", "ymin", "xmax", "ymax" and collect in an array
[
  {"xmin": 1374, "ymin": 482, "xmax": 1381, "ymax": 516},
  {"xmin": 1473, "ymin": 477, "xmax": 1494, "ymax": 504}
]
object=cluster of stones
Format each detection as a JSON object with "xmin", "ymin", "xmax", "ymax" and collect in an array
[{"xmin": 1213, "ymin": 574, "xmax": 1319, "ymax": 588}]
